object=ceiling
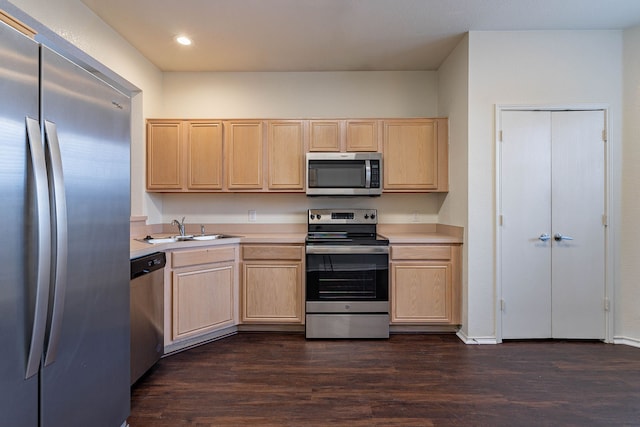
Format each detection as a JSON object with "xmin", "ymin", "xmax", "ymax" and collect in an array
[{"xmin": 80, "ymin": 0, "xmax": 640, "ymax": 72}]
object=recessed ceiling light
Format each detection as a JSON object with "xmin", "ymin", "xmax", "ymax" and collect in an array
[{"xmin": 176, "ymin": 36, "xmax": 192, "ymax": 46}]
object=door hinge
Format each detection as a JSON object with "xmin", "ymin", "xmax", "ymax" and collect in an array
[
  {"xmin": 602, "ymin": 129, "xmax": 607, "ymax": 142},
  {"xmin": 602, "ymin": 214, "xmax": 608, "ymax": 227},
  {"xmin": 498, "ymin": 130, "xmax": 503, "ymax": 142},
  {"xmin": 604, "ymin": 298, "xmax": 610, "ymax": 312},
  {"xmin": 500, "ymin": 298, "xmax": 506, "ymax": 312},
  {"xmin": 498, "ymin": 215, "xmax": 503, "ymax": 226}
]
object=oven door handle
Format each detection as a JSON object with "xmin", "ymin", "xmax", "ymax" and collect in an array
[{"xmin": 306, "ymin": 245, "xmax": 389, "ymax": 255}]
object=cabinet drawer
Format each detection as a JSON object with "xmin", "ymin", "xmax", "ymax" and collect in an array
[
  {"xmin": 172, "ymin": 246, "xmax": 236, "ymax": 268},
  {"xmin": 391, "ymin": 245, "xmax": 451, "ymax": 260},
  {"xmin": 242, "ymin": 245, "xmax": 303, "ymax": 260}
]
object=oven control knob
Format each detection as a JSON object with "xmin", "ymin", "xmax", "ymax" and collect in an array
[
  {"xmin": 370, "ymin": 213, "xmax": 376, "ymax": 219},
  {"xmin": 310, "ymin": 214, "xmax": 315, "ymax": 220},
  {"xmin": 317, "ymin": 214, "xmax": 322, "ymax": 220},
  {"xmin": 364, "ymin": 214, "xmax": 369, "ymax": 219}
]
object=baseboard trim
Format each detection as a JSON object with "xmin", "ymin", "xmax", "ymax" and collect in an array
[
  {"xmin": 390, "ymin": 324, "xmax": 459, "ymax": 334},
  {"xmin": 238, "ymin": 324, "xmax": 305, "ymax": 333},
  {"xmin": 163, "ymin": 326, "xmax": 238, "ymax": 355},
  {"xmin": 613, "ymin": 336, "xmax": 640, "ymax": 348},
  {"xmin": 457, "ymin": 330, "xmax": 498, "ymax": 345}
]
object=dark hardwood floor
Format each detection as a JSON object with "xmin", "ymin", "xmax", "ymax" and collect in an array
[{"xmin": 129, "ymin": 333, "xmax": 640, "ymax": 426}]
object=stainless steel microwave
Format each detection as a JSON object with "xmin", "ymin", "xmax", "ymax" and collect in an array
[{"xmin": 306, "ymin": 152, "xmax": 383, "ymax": 196}]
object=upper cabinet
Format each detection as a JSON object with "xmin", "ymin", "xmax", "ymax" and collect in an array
[
  {"xmin": 147, "ymin": 117, "xmax": 448, "ymax": 193},
  {"xmin": 309, "ymin": 119, "xmax": 380, "ymax": 152},
  {"xmin": 146, "ymin": 119, "xmax": 223, "ymax": 192},
  {"xmin": 309, "ymin": 121, "xmax": 340, "ymax": 152},
  {"xmin": 224, "ymin": 120, "xmax": 264, "ymax": 190},
  {"xmin": 188, "ymin": 121, "xmax": 223, "ymax": 190},
  {"xmin": 267, "ymin": 120, "xmax": 307, "ymax": 190},
  {"xmin": 345, "ymin": 120, "xmax": 379, "ymax": 152},
  {"xmin": 382, "ymin": 118, "xmax": 448, "ymax": 192},
  {"xmin": 147, "ymin": 120, "xmax": 183, "ymax": 191}
]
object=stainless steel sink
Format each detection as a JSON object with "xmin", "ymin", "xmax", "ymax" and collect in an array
[
  {"xmin": 140, "ymin": 234, "xmax": 236, "ymax": 244},
  {"xmin": 143, "ymin": 237, "xmax": 177, "ymax": 244},
  {"xmin": 191, "ymin": 234, "xmax": 226, "ymax": 241}
]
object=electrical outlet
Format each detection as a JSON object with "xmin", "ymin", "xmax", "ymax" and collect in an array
[
  {"xmin": 412, "ymin": 211, "xmax": 419, "ymax": 222},
  {"xmin": 248, "ymin": 209, "xmax": 257, "ymax": 222}
]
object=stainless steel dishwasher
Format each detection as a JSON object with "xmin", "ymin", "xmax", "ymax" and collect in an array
[{"xmin": 130, "ymin": 252, "xmax": 166, "ymax": 385}]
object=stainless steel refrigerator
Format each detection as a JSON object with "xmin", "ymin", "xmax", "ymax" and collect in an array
[{"xmin": 0, "ymin": 20, "xmax": 131, "ymax": 427}]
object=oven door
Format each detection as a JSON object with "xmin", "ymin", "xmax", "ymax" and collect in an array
[{"xmin": 305, "ymin": 245, "xmax": 389, "ymax": 304}]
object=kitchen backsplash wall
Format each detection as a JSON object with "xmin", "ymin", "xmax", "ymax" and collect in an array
[{"xmin": 159, "ymin": 193, "xmax": 446, "ymax": 224}]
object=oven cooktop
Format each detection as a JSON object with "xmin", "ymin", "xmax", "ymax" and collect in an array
[{"xmin": 306, "ymin": 209, "xmax": 389, "ymax": 246}]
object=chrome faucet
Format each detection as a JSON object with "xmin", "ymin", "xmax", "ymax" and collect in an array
[{"xmin": 171, "ymin": 217, "xmax": 186, "ymax": 236}]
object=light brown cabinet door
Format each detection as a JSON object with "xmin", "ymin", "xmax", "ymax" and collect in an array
[
  {"xmin": 391, "ymin": 262, "xmax": 453, "ymax": 323},
  {"xmin": 309, "ymin": 120, "xmax": 380, "ymax": 152},
  {"xmin": 187, "ymin": 121, "xmax": 223, "ymax": 190},
  {"xmin": 241, "ymin": 244, "xmax": 304, "ymax": 324},
  {"xmin": 309, "ymin": 120, "xmax": 341, "ymax": 152},
  {"xmin": 242, "ymin": 261, "xmax": 303, "ymax": 323},
  {"xmin": 383, "ymin": 120, "xmax": 438, "ymax": 190},
  {"xmin": 225, "ymin": 121, "xmax": 264, "ymax": 190},
  {"xmin": 146, "ymin": 120, "xmax": 183, "ymax": 190},
  {"xmin": 267, "ymin": 120, "xmax": 306, "ymax": 190},
  {"xmin": 172, "ymin": 264, "xmax": 235, "ymax": 339},
  {"xmin": 346, "ymin": 120, "xmax": 379, "ymax": 152},
  {"xmin": 390, "ymin": 244, "xmax": 461, "ymax": 325}
]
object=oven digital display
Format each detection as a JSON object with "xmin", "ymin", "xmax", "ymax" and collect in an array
[{"xmin": 331, "ymin": 212, "xmax": 354, "ymax": 220}]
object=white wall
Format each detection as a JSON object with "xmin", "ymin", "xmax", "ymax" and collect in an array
[
  {"xmin": 466, "ymin": 30, "xmax": 623, "ymax": 341},
  {"xmin": 5, "ymin": 0, "xmax": 164, "ymax": 221},
  {"xmin": 6, "ymin": 2, "xmax": 635, "ymax": 343},
  {"xmin": 161, "ymin": 71, "xmax": 438, "ymax": 119},
  {"xmin": 155, "ymin": 71, "xmax": 442, "ymax": 224},
  {"xmin": 437, "ymin": 35, "xmax": 470, "ymax": 336},
  {"xmin": 620, "ymin": 25, "xmax": 640, "ymax": 345}
]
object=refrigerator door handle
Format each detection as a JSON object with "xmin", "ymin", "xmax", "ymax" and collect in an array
[
  {"xmin": 25, "ymin": 117, "xmax": 52, "ymax": 379},
  {"xmin": 43, "ymin": 121, "xmax": 68, "ymax": 367}
]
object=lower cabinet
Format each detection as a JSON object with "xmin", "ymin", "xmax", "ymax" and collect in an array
[
  {"xmin": 241, "ymin": 244, "xmax": 304, "ymax": 323},
  {"xmin": 390, "ymin": 244, "xmax": 461, "ymax": 325},
  {"xmin": 168, "ymin": 245, "xmax": 238, "ymax": 346}
]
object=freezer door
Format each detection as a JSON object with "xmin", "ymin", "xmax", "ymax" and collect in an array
[
  {"xmin": 0, "ymin": 23, "xmax": 40, "ymax": 427},
  {"xmin": 39, "ymin": 46, "xmax": 131, "ymax": 427}
]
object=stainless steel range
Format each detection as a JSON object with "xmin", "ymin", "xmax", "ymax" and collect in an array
[{"xmin": 305, "ymin": 209, "xmax": 390, "ymax": 339}]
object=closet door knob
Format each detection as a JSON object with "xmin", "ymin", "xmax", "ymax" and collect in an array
[{"xmin": 554, "ymin": 233, "xmax": 574, "ymax": 242}]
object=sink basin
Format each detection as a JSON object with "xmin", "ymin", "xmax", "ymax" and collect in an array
[
  {"xmin": 191, "ymin": 234, "xmax": 226, "ymax": 241},
  {"xmin": 175, "ymin": 235, "xmax": 195, "ymax": 241},
  {"xmin": 144, "ymin": 237, "xmax": 177, "ymax": 244}
]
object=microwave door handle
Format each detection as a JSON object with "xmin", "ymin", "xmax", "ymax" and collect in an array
[{"xmin": 365, "ymin": 160, "xmax": 371, "ymax": 188}]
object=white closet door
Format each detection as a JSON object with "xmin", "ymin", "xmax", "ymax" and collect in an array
[
  {"xmin": 500, "ymin": 109, "xmax": 606, "ymax": 340},
  {"xmin": 551, "ymin": 111, "xmax": 606, "ymax": 339},
  {"xmin": 500, "ymin": 111, "xmax": 552, "ymax": 339}
]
